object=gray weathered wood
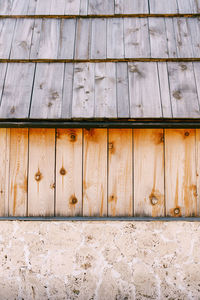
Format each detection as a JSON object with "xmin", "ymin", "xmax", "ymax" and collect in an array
[
  {"xmin": 58, "ymin": 19, "xmax": 76, "ymax": 59},
  {"xmin": 124, "ymin": 18, "xmax": 150, "ymax": 58},
  {"xmin": 72, "ymin": 63, "xmax": 95, "ymax": 118},
  {"xmin": 149, "ymin": 18, "xmax": 168, "ymax": 58},
  {"xmin": 107, "ymin": 18, "xmax": 124, "ymax": 59},
  {"xmin": 10, "ymin": 0, "xmax": 29, "ymax": 15},
  {"xmin": 177, "ymin": 0, "xmax": 192, "ymax": 13},
  {"xmin": 61, "ymin": 63, "xmax": 74, "ymax": 118},
  {"xmin": 27, "ymin": 0, "xmax": 38, "ymax": 15},
  {"xmin": 158, "ymin": 62, "xmax": 172, "ymax": 118},
  {"xmin": 50, "ymin": 0, "xmax": 66, "ymax": 15},
  {"xmin": 94, "ymin": 63, "xmax": 117, "ymax": 118},
  {"xmin": 193, "ymin": 62, "xmax": 200, "ymax": 110},
  {"xmin": 30, "ymin": 63, "xmax": 65, "ymax": 118},
  {"xmin": 115, "ymin": 0, "xmax": 148, "ymax": 14},
  {"xmin": 35, "ymin": 0, "xmax": 51, "ymax": 15},
  {"xmin": 10, "ymin": 18, "xmax": 34, "ymax": 59},
  {"xmin": 0, "ymin": 63, "xmax": 35, "ymax": 118},
  {"xmin": 188, "ymin": 18, "xmax": 200, "ymax": 58},
  {"xmin": 0, "ymin": 19, "xmax": 16, "ymax": 59},
  {"xmin": 116, "ymin": 62, "xmax": 129, "ymax": 118},
  {"xmin": 65, "ymin": 0, "xmax": 81, "ymax": 15},
  {"xmin": 128, "ymin": 62, "xmax": 162, "ymax": 118},
  {"xmin": 149, "ymin": 0, "xmax": 178, "ymax": 13},
  {"xmin": 91, "ymin": 18, "xmax": 106, "ymax": 59},
  {"xmin": 29, "ymin": 19, "xmax": 42, "ymax": 59},
  {"xmin": 75, "ymin": 18, "xmax": 91, "ymax": 59},
  {"xmin": 79, "ymin": 0, "xmax": 88, "ymax": 15},
  {"xmin": 88, "ymin": 0, "xmax": 114, "ymax": 15},
  {"xmin": 0, "ymin": 0, "xmax": 13, "ymax": 15},
  {"xmin": 168, "ymin": 62, "xmax": 200, "ymax": 118},
  {"xmin": 0, "ymin": 63, "xmax": 7, "ymax": 103},
  {"xmin": 165, "ymin": 18, "xmax": 178, "ymax": 58}
]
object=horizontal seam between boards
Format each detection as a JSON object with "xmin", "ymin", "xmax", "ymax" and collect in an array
[{"xmin": 0, "ymin": 217, "xmax": 199, "ymax": 221}]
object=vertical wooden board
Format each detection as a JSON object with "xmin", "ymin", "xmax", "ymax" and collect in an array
[
  {"xmin": 149, "ymin": 18, "xmax": 168, "ymax": 58},
  {"xmin": 65, "ymin": 0, "xmax": 81, "ymax": 15},
  {"xmin": 165, "ymin": 18, "xmax": 178, "ymax": 58},
  {"xmin": 188, "ymin": 18, "xmax": 200, "ymax": 58},
  {"xmin": 50, "ymin": 0, "xmax": 66, "ymax": 14},
  {"xmin": 0, "ymin": 63, "xmax": 7, "ymax": 101},
  {"xmin": 79, "ymin": 0, "xmax": 88, "ymax": 15},
  {"xmin": 10, "ymin": 0, "xmax": 29, "ymax": 14},
  {"xmin": 107, "ymin": 18, "xmax": 124, "ymax": 59},
  {"xmin": 0, "ymin": 19, "xmax": 16, "ymax": 59},
  {"xmin": 9, "ymin": 129, "xmax": 28, "ymax": 217},
  {"xmin": 128, "ymin": 62, "xmax": 162, "ymax": 118},
  {"xmin": 10, "ymin": 18, "xmax": 34, "ymax": 59},
  {"xmin": 108, "ymin": 129, "xmax": 133, "ymax": 217},
  {"xmin": 177, "ymin": 0, "xmax": 192, "ymax": 13},
  {"xmin": 165, "ymin": 129, "xmax": 197, "ymax": 217},
  {"xmin": 35, "ymin": 0, "xmax": 52, "ymax": 14},
  {"xmin": 196, "ymin": 129, "xmax": 200, "ymax": 216},
  {"xmin": 193, "ymin": 62, "xmax": 200, "ymax": 108},
  {"xmin": 91, "ymin": 18, "xmax": 107, "ymax": 59},
  {"xmin": 83, "ymin": 129, "xmax": 107, "ymax": 217},
  {"xmin": 94, "ymin": 63, "xmax": 117, "ymax": 118},
  {"xmin": 149, "ymin": 0, "xmax": 178, "ymax": 13},
  {"xmin": 75, "ymin": 19, "xmax": 91, "ymax": 59},
  {"xmin": 29, "ymin": 19, "xmax": 42, "ymax": 59},
  {"xmin": 124, "ymin": 18, "xmax": 150, "ymax": 58},
  {"xmin": 0, "ymin": 129, "xmax": 8, "ymax": 216},
  {"xmin": 27, "ymin": 0, "xmax": 38, "ymax": 15},
  {"xmin": 61, "ymin": 63, "xmax": 74, "ymax": 118},
  {"xmin": 168, "ymin": 62, "xmax": 200, "ymax": 118},
  {"xmin": 116, "ymin": 62, "xmax": 130, "ymax": 118},
  {"xmin": 158, "ymin": 62, "xmax": 172, "ymax": 118},
  {"xmin": 173, "ymin": 18, "xmax": 194, "ymax": 58},
  {"xmin": 0, "ymin": 0, "xmax": 12, "ymax": 15},
  {"xmin": 115, "ymin": 0, "xmax": 148, "ymax": 14},
  {"xmin": 28, "ymin": 129, "xmax": 55, "ymax": 217},
  {"xmin": 30, "ymin": 63, "xmax": 65, "ymax": 119},
  {"xmin": 37, "ymin": 19, "xmax": 60, "ymax": 59},
  {"xmin": 191, "ymin": 0, "xmax": 200, "ymax": 12},
  {"xmin": 134, "ymin": 129, "xmax": 165, "ymax": 217},
  {"xmin": 88, "ymin": 0, "xmax": 114, "ymax": 15},
  {"xmin": 72, "ymin": 63, "xmax": 95, "ymax": 118},
  {"xmin": 56, "ymin": 129, "xmax": 82, "ymax": 216},
  {"xmin": 58, "ymin": 19, "xmax": 76, "ymax": 59},
  {"xmin": 0, "ymin": 63, "xmax": 35, "ymax": 119}
]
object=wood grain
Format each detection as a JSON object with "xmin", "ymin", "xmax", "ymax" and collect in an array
[{"xmin": 0, "ymin": 129, "xmax": 9, "ymax": 216}]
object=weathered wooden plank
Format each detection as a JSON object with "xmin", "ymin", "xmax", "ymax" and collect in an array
[
  {"xmin": 58, "ymin": 19, "xmax": 76, "ymax": 59},
  {"xmin": 115, "ymin": 0, "xmax": 148, "ymax": 14},
  {"xmin": 88, "ymin": 0, "xmax": 114, "ymax": 15},
  {"xmin": 108, "ymin": 129, "xmax": 133, "ymax": 217},
  {"xmin": 116, "ymin": 62, "xmax": 129, "ymax": 118},
  {"xmin": 35, "ymin": 0, "xmax": 51, "ymax": 15},
  {"xmin": 72, "ymin": 63, "xmax": 95, "ymax": 118},
  {"xmin": 174, "ymin": 18, "xmax": 194, "ymax": 58},
  {"xmin": 30, "ymin": 19, "xmax": 42, "ymax": 59},
  {"xmin": 196, "ymin": 129, "xmax": 200, "ymax": 216},
  {"xmin": 75, "ymin": 19, "xmax": 91, "ymax": 59},
  {"xmin": 91, "ymin": 18, "xmax": 107, "ymax": 59},
  {"xmin": 65, "ymin": 0, "xmax": 81, "ymax": 15},
  {"xmin": 128, "ymin": 62, "xmax": 162, "ymax": 118},
  {"xmin": 193, "ymin": 62, "xmax": 200, "ymax": 109},
  {"xmin": 61, "ymin": 63, "xmax": 74, "ymax": 118},
  {"xmin": 158, "ymin": 62, "xmax": 172, "ymax": 118},
  {"xmin": 107, "ymin": 18, "xmax": 124, "ymax": 59},
  {"xmin": 168, "ymin": 62, "xmax": 200, "ymax": 118},
  {"xmin": 56, "ymin": 129, "xmax": 82, "ymax": 216},
  {"xmin": 9, "ymin": 129, "xmax": 28, "ymax": 217},
  {"xmin": 28, "ymin": 129, "xmax": 55, "ymax": 217},
  {"xmin": 0, "ymin": 0, "xmax": 13, "ymax": 15},
  {"xmin": 188, "ymin": 18, "xmax": 200, "ymax": 58},
  {"xmin": 134, "ymin": 129, "xmax": 165, "ymax": 217},
  {"xmin": 165, "ymin": 129, "xmax": 197, "ymax": 217},
  {"xmin": 149, "ymin": 18, "xmax": 168, "ymax": 58},
  {"xmin": 50, "ymin": 0, "xmax": 66, "ymax": 15},
  {"xmin": 0, "ymin": 63, "xmax": 35, "ymax": 119},
  {"xmin": 10, "ymin": 18, "xmax": 34, "ymax": 59},
  {"xmin": 10, "ymin": 0, "xmax": 29, "ymax": 14},
  {"xmin": 165, "ymin": 18, "xmax": 178, "ymax": 58},
  {"xmin": 149, "ymin": 0, "xmax": 178, "ymax": 13},
  {"xmin": 124, "ymin": 18, "xmax": 150, "ymax": 58},
  {"xmin": 83, "ymin": 129, "xmax": 107, "ymax": 217},
  {"xmin": 27, "ymin": 0, "xmax": 38, "ymax": 15},
  {"xmin": 0, "ymin": 129, "xmax": 8, "ymax": 216},
  {"xmin": 0, "ymin": 63, "xmax": 7, "ymax": 102},
  {"xmin": 0, "ymin": 19, "xmax": 16, "ymax": 59},
  {"xmin": 177, "ymin": 0, "xmax": 193, "ymax": 13},
  {"xmin": 37, "ymin": 19, "xmax": 60, "ymax": 59},
  {"xmin": 94, "ymin": 63, "xmax": 117, "ymax": 118},
  {"xmin": 79, "ymin": 0, "xmax": 88, "ymax": 15},
  {"xmin": 30, "ymin": 63, "xmax": 65, "ymax": 119}
]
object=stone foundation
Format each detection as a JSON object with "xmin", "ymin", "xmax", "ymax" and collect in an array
[{"xmin": 0, "ymin": 221, "xmax": 200, "ymax": 299}]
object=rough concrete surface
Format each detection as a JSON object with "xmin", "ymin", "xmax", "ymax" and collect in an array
[{"xmin": 0, "ymin": 221, "xmax": 200, "ymax": 300}]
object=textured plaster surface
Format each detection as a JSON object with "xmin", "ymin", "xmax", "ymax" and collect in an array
[{"xmin": 0, "ymin": 221, "xmax": 200, "ymax": 300}]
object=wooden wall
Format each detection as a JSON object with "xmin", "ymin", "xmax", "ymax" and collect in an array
[{"xmin": 0, "ymin": 128, "xmax": 199, "ymax": 217}]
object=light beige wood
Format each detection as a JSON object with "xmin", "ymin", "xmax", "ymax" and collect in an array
[
  {"xmin": 83, "ymin": 129, "xmax": 107, "ymax": 217},
  {"xmin": 0, "ymin": 129, "xmax": 9, "ymax": 216},
  {"xmin": 9, "ymin": 129, "xmax": 28, "ymax": 216},
  {"xmin": 134, "ymin": 129, "xmax": 165, "ymax": 217},
  {"xmin": 165, "ymin": 129, "xmax": 197, "ymax": 217},
  {"xmin": 56, "ymin": 129, "xmax": 82, "ymax": 216},
  {"xmin": 108, "ymin": 129, "xmax": 133, "ymax": 217},
  {"xmin": 28, "ymin": 129, "xmax": 55, "ymax": 217},
  {"xmin": 196, "ymin": 129, "xmax": 200, "ymax": 216}
]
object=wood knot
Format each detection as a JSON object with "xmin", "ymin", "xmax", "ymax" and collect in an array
[
  {"xmin": 35, "ymin": 171, "xmax": 42, "ymax": 182},
  {"xmin": 70, "ymin": 134, "xmax": 76, "ymax": 142},
  {"xmin": 108, "ymin": 142, "xmax": 113, "ymax": 150},
  {"xmin": 174, "ymin": 208, "xmax": 180, "ymax": 215},
  {"xmin": 173, "ymin": 90, "xmax": 182, "ymax": 100},
  {"xmin": 69, "ymin": 196, "xmax": 78, "ymax": 205},
  {"xmin": 181, "ymin": 64, "xmax": 187, "ymax": 71},
  {"xmin": 60, "ymin": 167, "xmax": 66, "ymax": 176},
  {"xmin": 184, "ymin": 131, "xmax": 190, "ymax": 137},
  {"xmin": 10, "ymin": 106, "xmax": 15, "ymax": 114},
  {"xmin": 150, "ymin": 196, "xmax": 158, "ymax": 206}
]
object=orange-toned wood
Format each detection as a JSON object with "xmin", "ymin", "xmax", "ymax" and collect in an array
[
  {"xmin": 83, "ymin": 129, "xmax": 107, "ymax": 217},
  {"xmin": 56, "ymin": 129, "xmax": 82, "ymax": 216},
  {"xmin": 28, "ymin": 129, "xmax": 55, "ymax": 216},
  {"xmin": 196, "ymin": 129, "xmax": 200, "ymax": 216},
  {"xmin": 9, "ymin": 128, "xmax": 28, "ymax": 216},
  {"xmin": 0, "ymin": 129, "xmax": 9, "ymax": 216},
  {"xmin": 165, "ymin": 129, "xmax": 197, "ymax": 217},
  {"xmin": 108, "ymin": 129, "xmax": 133, "ymax": 216},
  {"xmin": 134, "ymin": 129, "xmax": 165, "ymax": 217}
]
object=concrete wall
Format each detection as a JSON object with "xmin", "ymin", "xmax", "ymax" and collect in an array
[{"xmin": 0, "ymin": 221, "xmax": 200, "ymax": 300}]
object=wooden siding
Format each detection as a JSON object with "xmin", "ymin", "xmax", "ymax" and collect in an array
[
  {"xmin": 0, "ymin": 128, "xmax": 199, "ymax": 217},
  {"xmin": 0, "ymin": 62, "xmax": 200, "ymax": 119}
]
